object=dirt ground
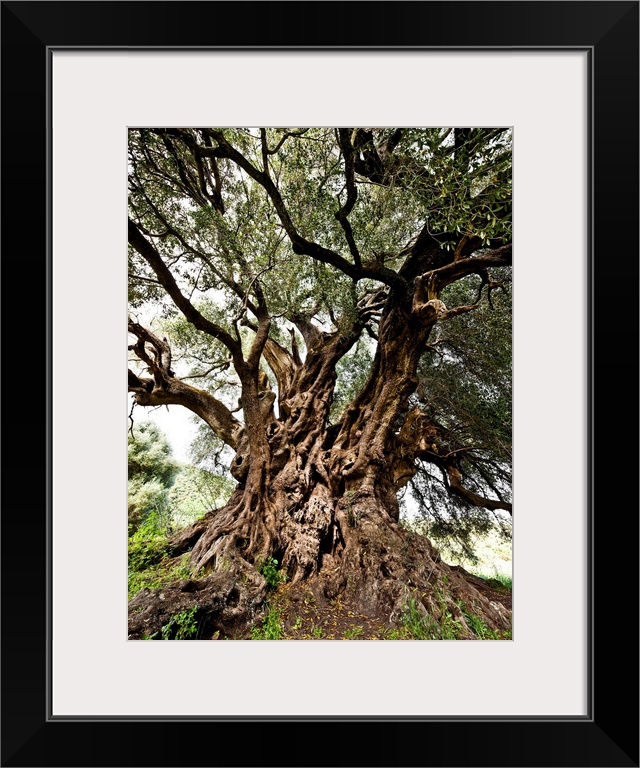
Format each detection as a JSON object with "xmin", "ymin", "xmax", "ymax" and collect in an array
[{"xmin": 235, "ymin": 569, "xmax": 512, "ymax": 641}]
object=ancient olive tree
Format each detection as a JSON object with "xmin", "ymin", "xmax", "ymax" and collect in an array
[{"xmin": 127, "ymin": 127, "xmax": 512, "ymax": 638}]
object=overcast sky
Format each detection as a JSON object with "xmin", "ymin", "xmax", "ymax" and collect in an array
[{"xmin": 129, "ymin": 395, "xmax": 197, "ymax": 464}]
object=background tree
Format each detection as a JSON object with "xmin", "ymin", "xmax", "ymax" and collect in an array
[
  {"xmin": 127, "ymin": 127, "xmax": 512, "ymax": 639},
  {"xmin": 128, "ymin": 420, "xmax": 179, "ymax": 532}
]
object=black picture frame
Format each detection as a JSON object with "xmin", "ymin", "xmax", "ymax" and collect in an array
[{"xmin": 2, "ymin": 2, "xmax": 638, "ymax": 766}]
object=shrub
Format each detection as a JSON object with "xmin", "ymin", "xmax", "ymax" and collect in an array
[
  {"xmin": 161, "ymin": 605, "xmax": 200, "ymax": 640},
  {"xmin": 256, "ymin": 556, "xmax": 287, "ymax": 590}
]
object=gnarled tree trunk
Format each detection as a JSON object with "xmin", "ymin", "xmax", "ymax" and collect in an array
[{"xmin": 128, "ymin": 269, "xmax": 511, "ymax": 640}]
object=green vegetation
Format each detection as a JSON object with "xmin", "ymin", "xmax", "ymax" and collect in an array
[
  {"xmin": 405, "ymin": 518, "xmax": 512, "ymax": 582},
  {"xmin": 128, "ymin": 550, "xmax": 195, "ymax": 600},
  {"xmin": 128, "ymin": 514, "xmax": 170, "ymax": 574},
  {"xmin": 383, "ymin": 581, "xmax": 511, "ymax": 641},
  {"xmin": 128, "ymin": 421, "xmax": 179, "ymax": 533},
  {"xmin": 128, "ymin": 421, "xmax": 232, "ymax": 599},
  {"xmin": 140, "ymin": 612, "xmax": 201, "ymax": 641},
  {"xmin": 475, "ymin": 572, "xmax": 512, "ymax": 591},
  {"xmin": 250, "ymin": 605, "xmax": 283, "ymax": 640},
  {"xmin": 386, "ymin": 597, "xmax": 452, "ymax": 640},
  {"xmin": 458, "ymin": 601, "xmax": 511, "ymax": 640},
  {"xmin": 385, "ymin": 579, "xmax": 510, "ymax": 641},
  {"xmin": 249, "ymin": 560, "xmax": 288, "ymax": 639},
  {"xmin": 459, "ymin": 605, "xmax": 500, "ymax": 639},
  {"xmin": 256, "ymin": 556, "xmax": 287, "ymax": 590},
  {"xmin": 168, "ymin": 462, "xmax": 234, "ymax": 530},
  {"xmin": 128, "ymin": 420, "xmax": 233, "ymax": 536},
  {"xmin": 432, "ymin": 578, "xmax": 465, "ymax": 640},
  {"xmin": 161, "ymin": 605, "xmax": 200, "ymax": 640}
]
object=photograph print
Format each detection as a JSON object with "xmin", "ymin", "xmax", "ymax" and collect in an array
[{"xmin": 127, "ymin": 127, "xmax": 512, "ymax": 641}]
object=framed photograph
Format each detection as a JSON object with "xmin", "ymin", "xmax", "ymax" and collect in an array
[{"xmin": 2, "ymin": 2, "xmax": 637, "ymax": 766}]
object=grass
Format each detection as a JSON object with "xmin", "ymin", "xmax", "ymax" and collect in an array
[
  {"xmin": 386, "ymin": 593, "xmax": 511, "ymax": 641},
  {"xmin": 128, "ymin": 528, "xmax": 168, "ymax": 574},
  {"xmin": 458, "ymin": 601, "xmax": 512, "ymax": 640},
  {"xmin": 250, "ymin": 604, "xmax": 284, "ymax": 640},
  {"xmin": 473, "ymin": 571, "xmax": 512, "ymax": 591},
  {"xmin": 386, "ymin": 597, "xmax": 444, "ymax": 640},
  {"xmin": 128, "ymin": 551, "xmax": 197, "ymax": 599},
  {"xmin": 385, "ymin": 576, "xmax": 513, "ymax": 641},
  {"xmin": 128, "ymin": 526, "xmax": 512, "ymax": 640}
]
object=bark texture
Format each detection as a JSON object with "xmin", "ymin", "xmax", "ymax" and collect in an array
[{"xmin": 128, "ymin": 251, "xmax": 512, "ymax": 640}]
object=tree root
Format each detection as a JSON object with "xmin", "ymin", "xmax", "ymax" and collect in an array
[{"xmin": 129, "ymin": 490, "xmax": 511, "ymax": 640}]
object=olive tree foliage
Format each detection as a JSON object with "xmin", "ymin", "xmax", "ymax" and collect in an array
[
  {"xmin": 406, "ymin": 269, "xmax": 512, "ymax": 558},
  {"xmin": 127, "ymin": 127, "xmax": 512, "ymax": 637}
]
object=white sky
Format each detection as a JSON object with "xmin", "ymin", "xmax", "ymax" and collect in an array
[
  {"xmin": 129, "ymin": 395, "xmax": 197, "ymax": 464},
  {"xmin": 128, "ymin": 300, "xmax": 212, "ymax": 464}
]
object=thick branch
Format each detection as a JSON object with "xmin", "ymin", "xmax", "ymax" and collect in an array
[
  {"xmin": 396, "ymin": 411, "xmax": 512, "ymax": 514},
  {"xmin": 158, "ymin": 132, "xmax": 207, "ymax": 208},
  {"xmin": 246, "ymin": 315, "xmax": 271, "ymax": 372},
  {"xmin": 130, "ymin": 182, "xmax": 259, "ymax": 317},
  {"xmin": 446, "ymin": 466, "xmax": 512, "ymax": 514},
  {"xmin": 193, "ymin": 148, "xmax": 225, "ymax": 213},
  {"xmin": 438, "ymin": 302, "xmax": 481, "ymax": 322},
  {"xmin": 383, "ymin": 128, "xmax": 404, "ymax": 157},
  {"xmin": 426, "ymin": 244, "xmax": 512, "ymax": 294},
  {"xmin": 352, "ymin": 128, "xmax": 385, "ymax": 183},
  {"xmin": 263, "ymin": 337, "xmax": 297, "ymax": 396},
  {"xmin": 353, "ymin": 128, "xmax": 431, "ymax": 189},
  {"xmin": 128, "ymin": 320, "xmax": 174, "ymax": 387},
  {"xmin": 201, "ymin": 130, "xmax": 406, "ymax": 292},
  {"xmin": 259, "ymin": 128, "xmax": 270, "ymax": 177},
  {"xmin": 240, "ymin": 318, "xmax": 299, "ymax": 400},
  {"xmin": 291, "ymin": 315, "xmax": 327, "ymax": 354},
  {"xmin": 128, "ymin": 370, "xmax": 241, "ymax": 449},
  {"xmin": 128, "ymin": 319, "xmax": 241, "ymax": 448},
  {"xmin": 204, "ymin": 133, "xmax": 359, "ymax": 274},
  {"xmin": 335, "ymin": 128, "xmax": 361, "ymax": 267},
  {"xmin": 128, "ymin": 218, "xmax": 243, "ymax": 364}
]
